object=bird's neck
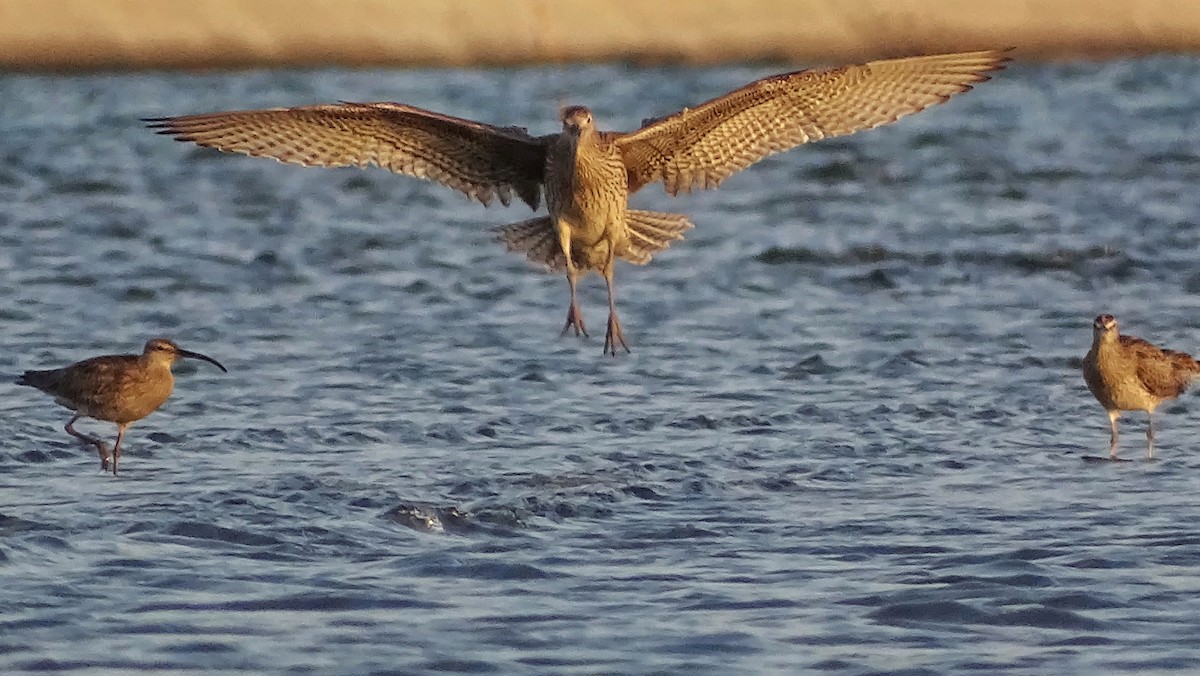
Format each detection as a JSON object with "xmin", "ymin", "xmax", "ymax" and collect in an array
[
  {"xmin": 567, "ymin": 129, "xmax": 610, "ymax": 173},
  {"xmin": 563, "ymin": 131, "xmax": 583, "ymax": 155},
  {"xmin": 1091, "ymin": 335, "xmax": 1124, "ymax": 366},
  {"xmin": 142, "ymin": 354, "xmax": 176, "ymax": 372}
]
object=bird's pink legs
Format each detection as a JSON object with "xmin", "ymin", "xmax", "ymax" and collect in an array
[
  {"xmin": 558, "ymin": 224, "xmax": 588, "ymax": 338},
  {"xmin": 561, "ymin": 268, "xmax": 589, "ymax": 338},
  {"xmin": 111, "ymin": 424, "xmax": 128, "ymax": 476},
  {"xmin": 65, "ymin": 415, "xmax": 110, "ymax": 472},
  {"xmin": 602, "ymin": 261, "xmax": 630, "ymax": 356},
  {"xmin": 1145, "ymin": 412, "xmax": 1155, "ymax": 460}
]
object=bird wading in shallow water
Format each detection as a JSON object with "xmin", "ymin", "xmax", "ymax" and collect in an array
[
  {"xmin": 1082, "ymin": 314, "xmax": 1200, "ymax": 461},
  {"xmin": 15, "ymin": 338, "xmax": 227, "ymax": 475},
  {"xmin": 146, "ymin": 49, "xmax": 1009, "ymax": 355}
]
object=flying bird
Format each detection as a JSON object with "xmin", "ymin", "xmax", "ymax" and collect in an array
[
  {"xmin": 16, "ymin": 338, "xmax": 227, "ymax": 475},
  {"xmin": 146, "ymin": 49, "xmax": 1009, "ymax": 355},
  {"xmin": 1082, "ymin": 314, "xmax": 1200, "ymax": 461}
]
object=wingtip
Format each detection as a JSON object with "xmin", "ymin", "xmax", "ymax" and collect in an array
[
  {"xmin": 141, "ymin": 117, "xmax": 187, "ymax": 137},
  {"xmin": 975, "ymin": 47, "xmax": 1015, "ymax": 73},
  {"xmin": 993, "ymin": 46, "xmax": 1017, "ymax": 66},
  {"xmin": 142, "ymin": 117, "xmax": 180, "ymax": 134}
]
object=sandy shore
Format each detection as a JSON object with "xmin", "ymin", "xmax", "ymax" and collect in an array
[{"xmin": 2, "ymin": 0, "xmax": 1198, "ymax": 71}]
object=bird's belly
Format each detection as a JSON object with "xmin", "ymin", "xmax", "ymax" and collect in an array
[
  {"xmin": 1088, "ymin": 365, "xmax": 1157, "ymax": 412},
  {"xmin": 548, "ymin": 149, "xmax": 628, "ymax": 248},
  {"xmin": 1105, "ymin": 384, "xmax": 1159, "ymax": 412},
  {"xmin": 88, "ymin": 384, "xmax": 173, "ymax": 424},
  {"xmin": 561, "ymin": 199, "xmax": 624, "ymax": 244}
]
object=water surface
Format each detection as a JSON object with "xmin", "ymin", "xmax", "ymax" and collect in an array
[{"xmin": 2, "ymin": 57, "xmax": 1200, "ymax": 673}]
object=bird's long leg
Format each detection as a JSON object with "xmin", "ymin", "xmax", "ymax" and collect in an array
[
  {"xmin": 1146, "ymin": 412, "xmax": 1155, "ymax": 460},
  {"xmin": 561, "ymin": 269, "xmax": 588, "ymax": 338},
  {"xmin": 111, "ymin": 424, "xmax": 128, "ymax": 476},
  {"xmin": 601, "ymin": 259, "xmax": 630, "ymax": 356},
  {"xmin": 1107, "ymin": 410, "xmax": 1120, "ymax": 460},
  {"xmin": 557, "ymin": 223, "xmax": 588, "ymax": 338},
  {"xmin": 65, "ymin": 415, "xmax": 110, "ymax": 471}
]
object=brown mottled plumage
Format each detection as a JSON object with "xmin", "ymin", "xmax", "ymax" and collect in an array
[
  {"xmin": 15, "ymin": 338, "xmax": 227, "ymax": 475},
  {"xmin": 146, "ymin": 49, "xmax": 1009, "ymax": 354},
  {"xmin": 1082, "ymin": 314, "xmax": 1200, "ymax": 460}
]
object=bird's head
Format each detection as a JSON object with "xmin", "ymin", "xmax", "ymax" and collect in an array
[
  {"xmin": 560, "ymin": 105, "xmax": 594, "ymax": 136},
  {"xmin": 143, "ymin": 338, "xmax": 228, "ymax": 372},
  {"xmin": 1092, "ymin": 314, "xmax": 1119, "ymax": 342}
]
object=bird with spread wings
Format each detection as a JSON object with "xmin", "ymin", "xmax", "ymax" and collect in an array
[{"xmin": 147, "ymin": 49, "xmax": 1009, "ymax": 355}]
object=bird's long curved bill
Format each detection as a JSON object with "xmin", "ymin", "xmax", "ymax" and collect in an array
[{"xmin": 180, "ymin": 349, "xmax": 228, "ymax": 372}]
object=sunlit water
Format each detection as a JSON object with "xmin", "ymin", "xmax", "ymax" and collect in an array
[{"xmin": 3, "ymin": 56, "xmax": 1200, "ymax": 673}]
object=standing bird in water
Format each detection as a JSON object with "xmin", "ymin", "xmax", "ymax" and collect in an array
[
  {"xmin": 1082, "ymin": 314, "xmax": 1200, "ymax": 461},
  {"xmin": 146, "ymin": 50, "xmax": 1008, "ymax": 355},
  {"xmin": 15, "ymin": 338, "xmax": 227, "ymax": 475}
]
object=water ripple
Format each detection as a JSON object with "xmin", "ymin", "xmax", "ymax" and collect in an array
[{"xmin": 3, "ymin": 56, "xmax": 1200, "ymax": 674}]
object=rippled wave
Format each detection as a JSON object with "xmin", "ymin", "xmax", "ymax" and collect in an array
[{"xmin": 3, "ymin": 57, "xmax": 1200, "ymax": 673}]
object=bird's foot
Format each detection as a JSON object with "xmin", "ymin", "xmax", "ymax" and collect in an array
[
  {"xmin": 64, "ymin": 420, "xmax": 112, "ymax": 472},
  {"xmin": 603, "ymin": 313, "xmax": 631, "ymax": 356},
  {"xmin": 87, "ymin": 440, "xmax": 112, "ymax": 472},
  {"xmin": 560, "ymin": 302, "xmax": 589, "ymax": 338},
  {"xmin": 80, "ymin": 439, "xmax": 111, "ymax": 472}
]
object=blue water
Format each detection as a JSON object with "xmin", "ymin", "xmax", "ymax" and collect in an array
[{"xmin": 3, "ymin": 56, "xmax": 1200, "ymax": 673}]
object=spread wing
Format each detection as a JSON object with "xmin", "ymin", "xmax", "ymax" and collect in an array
[
  {"xmin": 616, "ymin": 49, "xmax": 1010, "ymax": 195},
  {"xmin": 146, "ymin": 102, "xmax": 551, "ymax": 209},
  {"xmin": 1123, "ymin": 335, "xmax": 1200, "ymax": 400}
]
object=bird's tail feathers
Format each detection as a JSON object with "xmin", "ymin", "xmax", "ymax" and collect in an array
[
  {"xmin": 620, "ymin": 210, "xmax": 694, "ymax": 265},
  {"xmin": 14, "ymin": 371, "xmax": 44, "ymax": 388},
  {"xmin": 493, "ymin": 210, "xmax": 694, "ymax": 270},
  {"xmin": 493, "ymin": 217, "xmax": 566, "ymax": 272}
]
